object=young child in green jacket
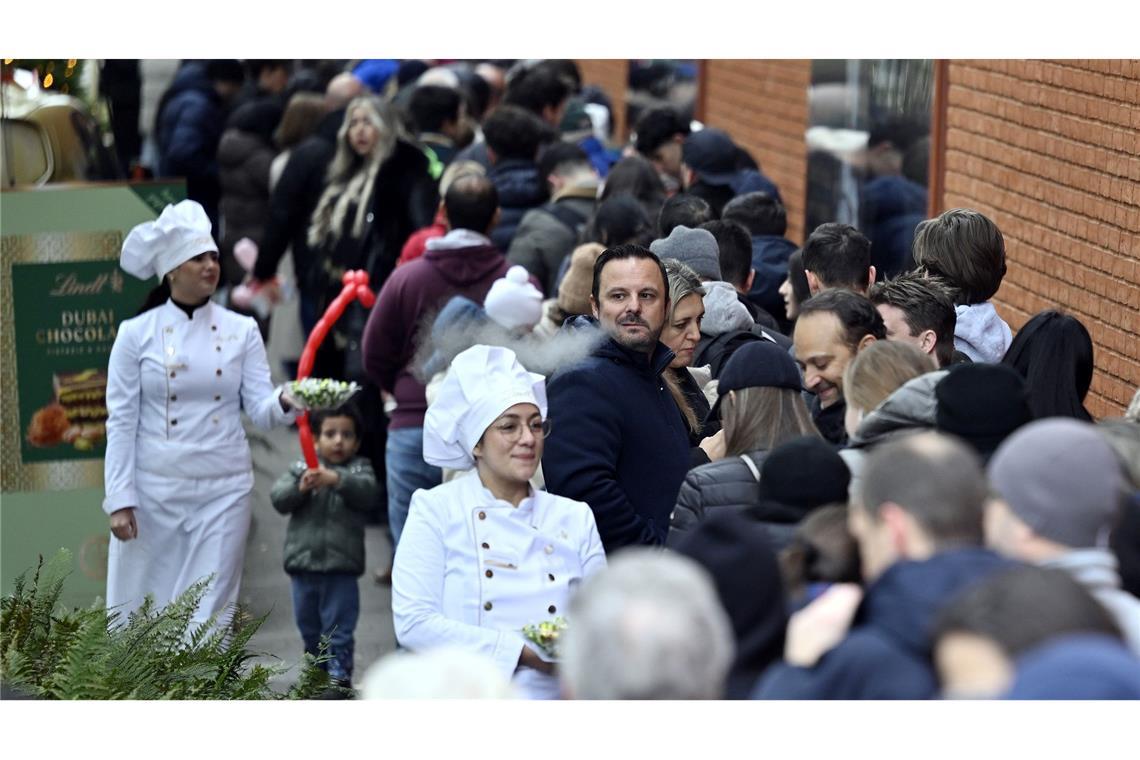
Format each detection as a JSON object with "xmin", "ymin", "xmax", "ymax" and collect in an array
[{"xmin": 271, "ymin": 405, "xmax": 377, "ymax": 687}]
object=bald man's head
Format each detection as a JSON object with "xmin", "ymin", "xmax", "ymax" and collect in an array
[
  {"xmin": 444, "ymin": 175, "xmax": 499, "ymax": 234},
  {"xmin": 325, "ymin": 73, "xmax": 365, "ymax": 110}
]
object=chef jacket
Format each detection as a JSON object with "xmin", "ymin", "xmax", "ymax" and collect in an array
[
  {"xmin": 392, "ymin": 470, "xmax": 606, "ymax": 699},
  {"xmin": 103, "ymin": 298, "xmax": 296, "ymax": 514}
]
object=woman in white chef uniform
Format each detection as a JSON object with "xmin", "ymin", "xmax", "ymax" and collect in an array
[
  {"xmin": 392, "ymin": 345, "xmax": 606, "ymax": 699},
  {"xmin": 104, "ymin": 200, "xmax": 300, "ymax": 626}
]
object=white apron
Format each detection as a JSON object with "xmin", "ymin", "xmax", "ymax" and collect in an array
[{"xmin": 103, "ymin": 299, "xmax": 295, "ymax": 625}]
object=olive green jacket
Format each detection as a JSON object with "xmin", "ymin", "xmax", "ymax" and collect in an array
[{"xmin": 270, "ymin": 456, "xmax": 377, "ymax": 576}]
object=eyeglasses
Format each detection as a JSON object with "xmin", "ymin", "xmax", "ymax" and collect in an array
[{"xmin": 490, "ymin": 419, "xmax": 552, "ymax": 442}]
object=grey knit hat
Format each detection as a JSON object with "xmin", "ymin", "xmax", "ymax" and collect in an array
[
  {"xmin": 650, "ymin": 225, "xmax": 721, "ymax": 281},
  {"xmin": 987, "ymin": 418, "xmax": 1125, "ymax": 549}
]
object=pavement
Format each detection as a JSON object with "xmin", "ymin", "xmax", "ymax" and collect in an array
[{"xmin": 237, "ymin": 290, "xmax": 397, "ymax": 693}]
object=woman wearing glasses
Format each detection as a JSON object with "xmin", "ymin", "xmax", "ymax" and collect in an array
[{"xmin": 392, "ymin": 345, "xmax": 606, "ymax": 699}]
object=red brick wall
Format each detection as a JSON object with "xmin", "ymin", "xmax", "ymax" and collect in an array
[
  {"xmin": 940, "ymin": 60, "xmax": 1140, "ymax": 417},
  {"xmin": 700, "ymin": 60, "xmax": 812, "ymax": 243},
  {"xmin": 575, "ymin": 60, "xmax": 628, "ymax": 141}
]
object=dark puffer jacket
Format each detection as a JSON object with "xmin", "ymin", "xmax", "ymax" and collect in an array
[
  {"xmin": 270, "ymin": 456, "xmax": 378, "ymax": 576},
  {"xmin": 155, "ymin": 62, "xmax": 227, "ymax": 231},
  {"xmin": 217, "ymin": 99, "xmax": 281, "ymax": 285},
  {"xmin": 670, "ymin": 450, "xmax": 809, "ymax": 551},
  {"xmin": 488, "ymin": 158, "xmax": 546, "ymax": 252}
]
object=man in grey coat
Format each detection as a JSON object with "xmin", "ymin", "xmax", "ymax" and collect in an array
[
  {"xmin": 507, "ymin": 142, "xmax": 598, "ymax": 295},
  {"xmin": 985, "ymin": 417, "xmax": 1140, "ymax": 656}
]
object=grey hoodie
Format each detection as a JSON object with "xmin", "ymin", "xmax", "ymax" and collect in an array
[
  {"xmin": 954, "ymin": 301, "xmax": 1012, "ymax": 363},
  {"xmin": 840, "ymin": 370, "xmax": 949, "ymax": 500},
  {"xmin": 701, "ymin": 280, "xmax": 756, "ymax": 335}
]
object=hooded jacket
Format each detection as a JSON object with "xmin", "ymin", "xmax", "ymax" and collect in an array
[
  {"xmin": 488, "ymin": 158, "xmax": 547, "ymax": 252},
  {"xmin": 156, "ymin": 62, "xmax": 226, "ymax": 228},
  {"xmin": 543, "ymin": 319, "xmax": 692, "ymax": 553},
  {"xmin": 746, "ymin": 234, "xmax": 798, "ymax": 325},
  {"xmin": 361, "ymin": 229, "xmax": 515, "ymax": 430},
  {"xmin": 954, "ymin": 302, "xmax": 1012, "ymax": 364},
  {"xmin": 692, "ymin": 281, "xmax": 781, "ymax": 378},
  {"xmin": 703, "ymin": 280, "xmax": 757, "ymax": 335},
  {"xmin": 1043, "ymin": 549, "xmax": 1140, "ymax": 656},
  {"xmin": 270, "ymin": 455, "xmax": 378, "ymax": 576},
  {"xmin": 753, "ymin": 547, "xmax": 1012, "ymax": 699},
  {"xmin": 840, "ymin": 370, "xmax": 947, "ymax": 499},
  {"xmin": 507, "ymin": 182, "xmax": 598, "ymax": 296}
]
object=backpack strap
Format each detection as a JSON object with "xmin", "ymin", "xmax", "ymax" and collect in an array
[{"xmin": 539, "ymin": 201, "xmax": 589, "ymax": 235}]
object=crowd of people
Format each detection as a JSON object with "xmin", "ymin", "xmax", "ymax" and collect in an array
[{"xmin": 106, "ymin": 58, "xmax": 1140, "ymax": 700}]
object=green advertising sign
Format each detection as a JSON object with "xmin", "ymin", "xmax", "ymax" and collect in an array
[
  {"xmin": 1, "ymin": 181, "xmax": 184, "ymax": 606},
  {"xmin": 11, "ymin": 261, "xmax": 150, "ymax": 463}
]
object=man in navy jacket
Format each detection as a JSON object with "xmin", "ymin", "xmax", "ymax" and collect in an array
[
  {"xmin": 753, "ymin": 433, "xmax": 1011, "ymax": 699},
  {"xmin": 543, "ymin": 245, "xmax": 692, "ymax": 553}
]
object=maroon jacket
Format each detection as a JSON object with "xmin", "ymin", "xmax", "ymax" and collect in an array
[{"xmin": 361, "ymin": 231, "xmax": 514, "ymax": 430}]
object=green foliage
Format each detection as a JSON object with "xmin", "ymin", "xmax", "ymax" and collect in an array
[{"xmin": 1, "ymin": 551, "xmax": 333, "ymax": 700}]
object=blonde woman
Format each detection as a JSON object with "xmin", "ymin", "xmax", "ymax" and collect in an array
[
  {"xmin": 659, "ymin": 258, "xmax": 723, "ymax": 464},
  {"xmin": 306, "ymin": 94, "xmax": 437, "ymax": 378}
]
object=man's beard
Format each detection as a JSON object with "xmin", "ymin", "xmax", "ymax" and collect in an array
[{"xmin": 610, "ymin": 314, "xmax": 660, "ymax": 354}]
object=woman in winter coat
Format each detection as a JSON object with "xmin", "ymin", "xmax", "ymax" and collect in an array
[
  {"xmin": 104, "ymin": 200, "xmax": 301, "ymax": 629},
  {"xmin": 306, "ymin": 94, "xmax": 438, "ymax": 380},
  {"xmin": 660, "ymin": 259, "xmax": 722, "ymax": 465},
  {"xmin": 217, "ymin": 98, "xmax": 283, "ymax": 286},
  {"xmin": 392, "ymin": 345, "xmax": 606, "ymax": 700},
  {"xmin": 669, "ymin": 340, "xmax": 818, "ymax": 542}
]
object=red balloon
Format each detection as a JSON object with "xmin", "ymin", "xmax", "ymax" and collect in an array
[
  {"xmin": 294, "ymin": 268, "xmax": 379, "ymax": 463},
  {"xmin": 297, "ymin": 413, "xmax": 319, "ymax": 468},
  {"xmin": 357, "ymin": 285, "xmax": 375, "ymax": 308}
]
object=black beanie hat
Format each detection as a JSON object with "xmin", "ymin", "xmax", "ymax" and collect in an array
[
  {"xmin": 671, "ymin": 510, "xmax": 788, "ymax": 684},
  {"xmin": 758, "ymin": 435, "xmax": 851, "ymax": 510},
  {"xmin": 935, "ymin": 363, "xmax": 1033, "ymax": 461}
]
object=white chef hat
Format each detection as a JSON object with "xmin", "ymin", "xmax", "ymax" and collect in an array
[
  {"xmin": 483, "ymin": 265, "xmax": 543, "ymax": 332},
  {"xmin": 423, "ymin": 345, "xmax": 547, "ymax": 469},
  {"xmin": 120, "ymin": 200, "xmax": 217, "ymax": 281}
]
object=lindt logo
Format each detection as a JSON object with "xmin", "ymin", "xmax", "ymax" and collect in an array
[{"xmin": 49, "ymin": 269, "xmax": 125, "ymax": 297}]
